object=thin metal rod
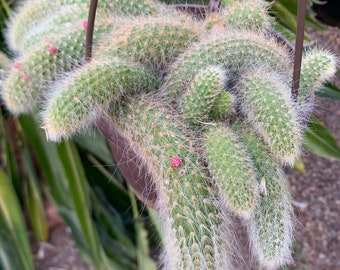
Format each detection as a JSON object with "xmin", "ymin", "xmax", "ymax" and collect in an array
[
  {"xmin": 85, "ymin": 0, "xmax": 98, "ymax": 61},
  {"xmin": 292, "ymin": 0, "xmax": 307, "ymax": 100}
]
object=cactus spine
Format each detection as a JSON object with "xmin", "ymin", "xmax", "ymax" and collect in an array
[{"xmin": 210, "ymin": 91, "xmax": 234, "ymax": 119}]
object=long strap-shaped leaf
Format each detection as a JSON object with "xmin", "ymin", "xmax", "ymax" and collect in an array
[{"xmin": 0, "ymin": 170, "xmax": 35, "ymax": 270}]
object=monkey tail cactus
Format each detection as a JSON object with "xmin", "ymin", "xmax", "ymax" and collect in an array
[
  {"xmin": 1, "ymin": 0, "xmax": 338, "ymax": 269},
  {"xmin": 205, "ymin": 0, "xmax": 272, "ymax": 34},
  {"xmin": 233, "ymin": 121, "xmax": 294, "ymax": 269},
  {"xmin": 6, "ymin": 0, "xmax": 160, "ymax": 53},
  {"xmin": 298, "ymin": 48, "xmax": 337, "ymax": 104},
  {"xmin": 1, "ymin": 17, "xmax": 114, "ymax": 114},
  {"xmin": 236, "ymin": 68, "xmax": 302, "ymax": 165},
  {"xmin": 179, "ymin": 65, "xmax": 228, "ymax": 125},
  {"xmin": 113, "ymin": 96, "xmax": 235, "ymax": 269},
  {"xmin": 163, "ymin": 31, "xmax": 292, "ymax": 98},
  {"xmin": 97, "ymin": 14, "xmax": 200, "ymax": 72},
  {"xmin": 6, "ymin": 0, "xmax": 87, "ymax": 52},
  {"xmin": 19, "ymin": 3, "xmax": 90, "ymax": 51},
  {"xmin": 42, "ymin": 59, "xmax": 159, "ymax": 141},
  {"xmin": 204, "ymin": 124, "xmax": 259, "ymax": 218},
  {"xmin": 224, "ymin": 0, "xmax": 272, "ymax": 31}
]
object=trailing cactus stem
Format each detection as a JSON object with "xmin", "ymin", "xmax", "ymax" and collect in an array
[
  {"xmin": 113, "ymin": 97, "xmax": 233, "ymax": 269},
  {"xmin": 237, "ymin": 69, "xmax": 301, "ymax": 165},
  {"xmin": 210, "ymin": 91, "xmax": 235, "ymax": 119},
  {"xmin": 2, "ymin": 21, "xmax": 113, "ymax": 114},
  {"xmin": 204, "ymin": 124, "xmax": 259, "ymax": 217},
  {"xmin": 7, "ymin": 0, "xmax": 159, "ymax": 52},
  {"xmin": 43, "ymin": 59, "xmax": 158, "ymax": 141},
  {"xmin": 163, "ymin": 31, "xmax": 292, "ymax": 98},
  {"xmin": 97, "ymin": 15, "xmax": 199, "ymax": 72},
  {"xmin": 20, "ymin": 4, "xmax": 90, "ymax": 50},
  {"xmin": 7, "ymin": 0, "xmax": 88, "ymax": 51},
  {"xmin": 298, "ymin": 49, "xmax": 337, "ymax": 104},
  {"xmin": 180, "ymin": 66, "xmax": 227, "ymax": 125},
  {"xmin": 224, "ymin": 0, "xmax": 272, "ymax": 31},
  {"xmin": 233, "ymin": 122, "xmax": 293, "ymax": 269}
]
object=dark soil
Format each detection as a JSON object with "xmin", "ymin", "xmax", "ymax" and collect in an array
[{"xmin": 285, "ymin": 26, "xmax": 340, "ymax": 270}]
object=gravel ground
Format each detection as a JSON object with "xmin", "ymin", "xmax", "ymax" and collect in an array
[
  {"xmin": 285, "ymin": 26, "xmax": 340, "ymax": 270},
  {"xmin": 33, "ymin": 26, "xmax": 340, "ymax": 270}
]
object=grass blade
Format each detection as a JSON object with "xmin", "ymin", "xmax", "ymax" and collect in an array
[
  {"xmin": 303, "ymin": 116, "xmax": 340, "ymax": 159},
  {"xmin": 22, "ymin": 146, "xmax": 49, "ymax": 241},
  {"xmin": 57, "ymin": 140, "xmax": 117, "ymax": 269},
  {"xmin": 0, "ymin": 169, "xmax": 35, "ymax": 270},
  {"xmin": 128, "ymin": 187, "xmax": 157, "ymax": 270}
]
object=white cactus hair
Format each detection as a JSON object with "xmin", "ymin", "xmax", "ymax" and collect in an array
[{"xmin": 246, "ymin": 168, "xmax": 295, "ymax": 270}]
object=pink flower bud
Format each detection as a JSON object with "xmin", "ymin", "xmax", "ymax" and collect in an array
[
  {"xmin": 171, "ymin": 156, "xmax": 182, "ymax": 167},
  {"xmin": 14, "ymin": 62, "xmax": 22, "ymax": 70},
  {"xmin": 48, "ymin": 45, "xmax": 58, "ymax": 54},
  {"xmin": 22, "ymin": 74, "xmax": 29, "ymax": 82},
  {"xmin": 82, "ymin": 20, "xmax": 88, "ymax": 29}
]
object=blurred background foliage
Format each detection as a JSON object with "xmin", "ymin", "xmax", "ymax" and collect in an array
[{"xmin": 0, "ymin": 0, "xmax": 339, "ymax": 269}]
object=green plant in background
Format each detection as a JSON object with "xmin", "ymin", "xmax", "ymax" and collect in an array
[{"xmin": 0, "ymin": 0, "xmax": 339, "ymax": 270}]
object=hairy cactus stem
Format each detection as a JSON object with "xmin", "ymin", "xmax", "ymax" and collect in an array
[
  {"xmin": 88, "ymin": 0, "xmax": 221, "ymax": 207},
  {"xmin": 86, "ymin": 0, "xmax": 157, "ymax": 206}
]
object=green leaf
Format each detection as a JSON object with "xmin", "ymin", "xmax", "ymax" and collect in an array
[
  {"xmin": 317, "ymin": 82, "xmax": 340, "ymax": 100},
  {"xmin": 75, "ymin": 131, "xmax": 114, "ymax": 165},
  {"xmin": 303, "ymin": 116, "xmax": 340, "ymax": 159},
  {"xmin": 58, "ymin": 141, "xmax": 120, "ymax": 270},
  {"xmin": 128, "ymin": 188, "xmax": 157, "ymax": 270},
  {"xmin": 0, "ymin": 169, "xmax": 35, "ymax": 270},
  {"xmin": 271, "ymin": 1, "xmax": 298, "ymax": 32},
  {"xmin": 18, "ymin": 115, "xmax": 72, "ymax": 208},
  {"xmin": 22, "ymin": 146, "xmax": 49, "ymax": 241}
]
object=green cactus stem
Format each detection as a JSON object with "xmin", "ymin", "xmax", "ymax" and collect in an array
[
  {"xmin": 163, "ymin": 31, "xmax": 292, "ymax": 98},
  {"xmin": 210, "ymin": 91, "xmax": 235, "ymax": 120},
  {"xmin": 6, "ymin": 0, "xmax": 160, "ymax": 52},
  {"xmin": 224, "ymin": 0, "xmax": 272, "ymax": 31},
  {"xmin": 233, "ymin": 121, "xmax": 293, "ymax": 270},
  {"xmin": 7, "ymin": 0, "xmax": 87, "ymax": 52},
  {"xmin": 20, "ymin": 3, "xmax": 90, "ymax": 50},
  {"xmin": 2, "ymin": 20, "xmax": 113, "ymax": 114},
  {"xmin": 204, "ymin": 123, "xmax": 259, "ymax": 217},
  {"xmin": 236, "ymin": 68, "xmax": 301, "ymax": 165},
  {"xmin": 297, "ymin": 48, "xmax": 337, "ymax": 104},
  {"xmin": 112, "ymin": 96, "xmax": 234, "ymax": 269},
  {"xmin": 42, "ymin": 59, "xmax": 159, "ymax": 141},
  {"xmin": 179, "ymin": 65, "xmax": 228, "ymax": 125},
  {"xmin": 97, "ymin": 14, "xmax": 200, "ymax": 73}
]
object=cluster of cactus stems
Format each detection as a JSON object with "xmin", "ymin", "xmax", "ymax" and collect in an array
[{"xmin": 1, "ymin": 0, "xmax": 337, "ymax": 269}]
